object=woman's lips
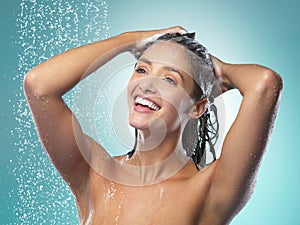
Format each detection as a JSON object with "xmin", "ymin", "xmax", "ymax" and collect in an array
[
  {"xmin": 134, "ymin": 104, "xmax": 157, "ymax": 113},
  {"xmin": 134, "ymin": 96, "xmax": 161, "ymax": 113}
]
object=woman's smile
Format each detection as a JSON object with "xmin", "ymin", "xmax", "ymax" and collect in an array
[{"xmin": 134, "ymin": 96, "xmax": 161, "ymax": 112}]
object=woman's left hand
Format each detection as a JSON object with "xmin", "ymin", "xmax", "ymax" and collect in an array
[{"xmin": 210, "ymin": 55, "xmax": 234, "ymax": 93}]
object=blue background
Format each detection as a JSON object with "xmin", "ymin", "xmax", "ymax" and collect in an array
[{"xmin": 1, "ymin": 0, "xmax": 299, "ymax": 224}]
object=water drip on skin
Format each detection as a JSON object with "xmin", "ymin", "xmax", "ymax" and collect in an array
[
  {"xmin": 272, "ymin": 85, "xmax": 280, "ymax": 94},
  {"xmin": 158, "ymin": 187, "xmax": 164, "ymax": 205},
  {"xmin": 118, "ymin": 156, "xmax": 129, "ymax": 166},
  {"xmin": 85, "ymin": 209, "xmax": 95, "ymax": 225},
  {"xmin": 42, "ymin": 99, "xmax": 48, "ymax": 107},
  {"xmin": 103, "ymin": 182, "xmax": 124, "ymax": 225},
  {"xmin": 115, "ymin": 200, "xmax": 123, "ymax": 225},
  {"xmin": 114, "ymin": 185, "xmax": 124, "ymax": 225},
  {"xmin": 104, "ymin": 182, "xmax": 117, "ymax": 209}
]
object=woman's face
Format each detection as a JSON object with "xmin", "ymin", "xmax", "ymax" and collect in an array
[{"xmin": 127, "ymin": 41, "xmax": 197, "ymax": 134}]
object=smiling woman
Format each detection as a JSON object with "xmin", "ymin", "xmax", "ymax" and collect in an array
[
  {"xmin": 127, "ymin": 34, "xmax": 221, "ymax": 168},
  {"xmin": 24, "ymin": 26, "xmax": 282, "ymax": 224}
]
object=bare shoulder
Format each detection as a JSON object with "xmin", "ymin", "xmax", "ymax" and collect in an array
[{"xmin": 71, "ymin": 135, "xmax": 114, "ymax": 194}]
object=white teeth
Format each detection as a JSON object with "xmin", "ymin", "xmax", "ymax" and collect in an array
[{"xmin": 135, "ymin": 96, "xmax": 160, "ymax": 111}]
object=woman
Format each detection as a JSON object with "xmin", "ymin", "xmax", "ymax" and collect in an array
[{"xmin": 24, "ymin": 26, "xmax": 282, "ymax": 224}]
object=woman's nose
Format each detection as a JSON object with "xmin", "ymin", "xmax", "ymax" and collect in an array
[{"xmin": 138, "ymin": 77, "xmax": 158, "ymax": 94}]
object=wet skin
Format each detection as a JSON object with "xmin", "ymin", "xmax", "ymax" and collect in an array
[
  {"xmin": 75, "ymin": 42, "xmax": 222, "ymax": 224},
  {"xmin": 24, "ymin": 27, "xmax": 282, "ymax": 225},
  {"xmin": 76, "ymin": 160, "xmax": 219, "ymax": 225}
]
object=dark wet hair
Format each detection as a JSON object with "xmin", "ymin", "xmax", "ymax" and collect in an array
[{"xmin": 128, "ymin": 32, "xmax": 219, "ymax": 169}]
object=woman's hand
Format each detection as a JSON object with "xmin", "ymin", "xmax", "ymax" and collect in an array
[
  {"xmin": 128, "ymin": 26, "xmax": 187, "ymax": 59},
  {"xmin": 210, "ymin": 55, "xmax": 234, "ymax": 93}
]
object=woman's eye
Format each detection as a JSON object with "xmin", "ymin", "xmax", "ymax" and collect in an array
[
  {"xmin": 164, "ymin": 77, "xmax": 176, "ymax": 85},
  {"xmin": 135, "ymin": 68, "xmax": 147, "ymax": 74}
]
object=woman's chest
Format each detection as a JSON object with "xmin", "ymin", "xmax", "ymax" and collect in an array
[{"xmin": 83, "ymin": 179, "xmax": 209, "ymax": 225}]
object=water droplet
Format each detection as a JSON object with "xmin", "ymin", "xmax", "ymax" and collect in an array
[
  {"xmin": 13, "ymin": 0, "xmax": 111, "ymax": 223},
  {"xmin": 159, "ymin": 187, "xmax": 164, "ymax": 200}
]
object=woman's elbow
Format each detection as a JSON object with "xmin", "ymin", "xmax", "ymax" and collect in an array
[
  {"xmin": 23, "ymin": 70, "xmax": 45, "ymax": 98},
  {"xmin": 24, "ymin": 71, "xmax": 35, "ymax": 95},
  {"xmin": 263, "ymin": 69, "xmax": 283, "ymax": 91},
  {"xmin": 256, "ymin": 69, "xmax": 283, "ymax": 98}
]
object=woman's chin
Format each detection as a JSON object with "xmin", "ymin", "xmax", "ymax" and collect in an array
[
  {"xmin": 128, "ymin": 115, "xmax": 149, "ymax": 131},
  {"xmin": 131, "ymin": 115, "xmax": 169, "ymax": 134}
]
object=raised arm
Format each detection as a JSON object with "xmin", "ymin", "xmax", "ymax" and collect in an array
[
  {"xmin": 208, "ymin": 56, "xmax": 283, "ymax": 219},
  {"xmin": 23, "ymin": 26, "xmax": 186, "ymax": 192}
]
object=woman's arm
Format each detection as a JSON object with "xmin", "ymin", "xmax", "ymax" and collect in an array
[
  {"xmin": 24, "ymin": 26, "xmax": 186, "ymax": 193},
  {"xmin": 207, "ymin": 56, "xmax": 283, "ymax": 219}
]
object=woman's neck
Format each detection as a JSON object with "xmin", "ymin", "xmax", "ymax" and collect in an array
[
  {"xmin": 111, "ymin": 127, "xmax": 192, "ymax": 185},
  {"xmin": 128, "ymin": 128, "xmax": 185, "ymax": 166}
]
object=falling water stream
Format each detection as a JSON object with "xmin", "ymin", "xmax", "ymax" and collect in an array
[{"xmin": 12, "ymin": 1, "xmax": 109, "ymax": 223}]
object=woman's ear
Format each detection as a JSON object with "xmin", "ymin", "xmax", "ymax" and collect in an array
[{"xmin": 189, "ymin": 98, "xmax": 208, "ymax": 119}]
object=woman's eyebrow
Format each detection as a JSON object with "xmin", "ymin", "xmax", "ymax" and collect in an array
[
  {"xmin": 138, "ymin": 58, "xmax": 152, "ymax": 65},
  {"xmin": 138, "ymin": 58, "xmax": 184, "ymax": 81},
  {"xmin": 163, "ymin": 66, "xmax": 184, "ymax": 81}
]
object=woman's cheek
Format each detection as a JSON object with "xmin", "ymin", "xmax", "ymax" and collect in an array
[
  {"xmin": 127, "ymin": 75, "xmax": 139, "ymax": 93},
  {"xmin": 171, "ymin": 92, "xmax": 193, "ymax": 114},
  {"xmin": 128, "ymin": 74, "xmax": 137, "ymax": 84},
  {"xmin": 163, "ymin": 92, "xmax": 184, "ymax": 111}
]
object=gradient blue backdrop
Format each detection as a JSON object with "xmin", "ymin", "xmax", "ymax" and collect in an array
[{"xmin": 1, "ymin": 0, "xmax": 299, "ymax": 224}]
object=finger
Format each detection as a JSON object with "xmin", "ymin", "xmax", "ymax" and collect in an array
[{"xmin": 166, "ymin": 26, "xmax": 188, "ymax": 34}]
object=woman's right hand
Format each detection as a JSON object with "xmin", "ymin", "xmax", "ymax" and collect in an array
[{"xmin": 127, "ymin": 26, "xmax": 187, "ymax": 59}]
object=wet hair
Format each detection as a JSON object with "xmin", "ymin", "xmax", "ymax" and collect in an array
[{"xmin": 127, "ymin": 32, "xmax": 220, "ymax": 169}]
